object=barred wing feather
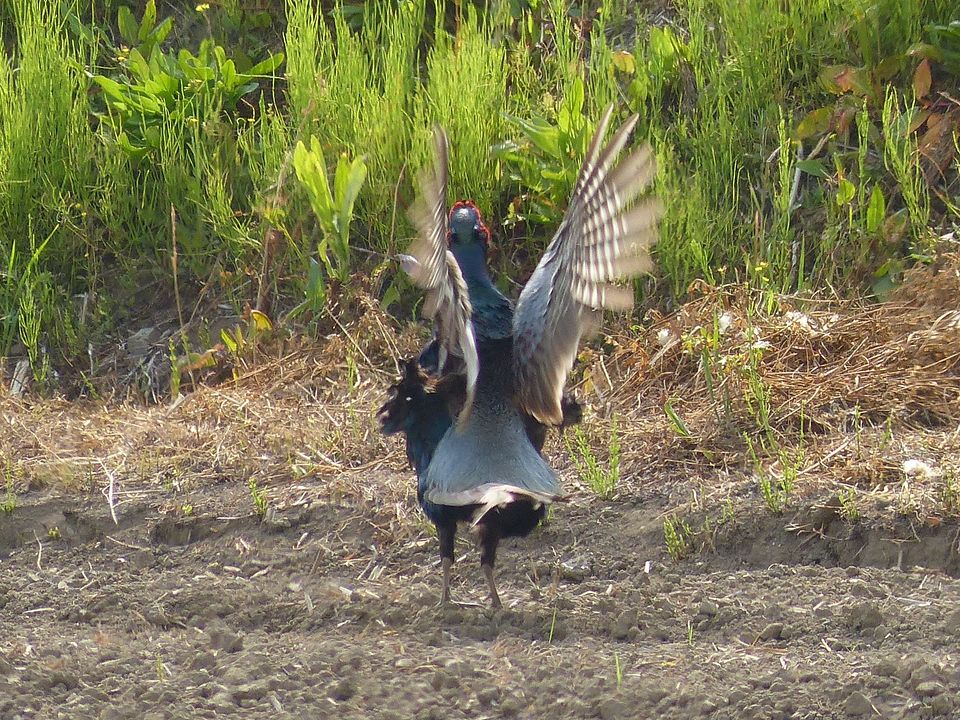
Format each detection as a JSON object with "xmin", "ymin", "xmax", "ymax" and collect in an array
[
  {"xmin": 512, "ymin": 105, "xmax": 662, "ymax": 425},
  {"xmin": 402, "ymin": 127, "xmax": 478, "ymax": 423}
]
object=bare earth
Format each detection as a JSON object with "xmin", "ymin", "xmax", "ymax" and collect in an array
[
  {"xmin": 1, "ymin": 465, "xmax": 958, "ymax": 720},
  {"xmin": 3, "ymin": 264, "xmax": 960, "ymax": 718}
]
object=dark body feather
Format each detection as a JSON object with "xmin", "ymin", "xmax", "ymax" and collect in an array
[{"xmin": 378, "ymin": 352, "xmax": 549, "ymax": 605}]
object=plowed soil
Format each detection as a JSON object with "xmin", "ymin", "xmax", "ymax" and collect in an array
[{"xmin": 1, "ymin": 459, "xmax": 958, "ymax": 720}]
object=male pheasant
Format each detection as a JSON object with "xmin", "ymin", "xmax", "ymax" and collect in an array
[{"xmin": 380, "ymin": 106, "xmax": 661, "ymax": 606}]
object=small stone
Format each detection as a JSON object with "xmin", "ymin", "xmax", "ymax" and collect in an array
[
  {"xmin": 329, "ymin": 678, "xmax": 354, "ymax": 701},
  {"xmin": 845, "ymin": 602, "xmax": 884, "ymax": 632},
  {"xmin": 697, "ymin": 600, "xmax": 719, "ymax": 617},
  {"xmin": 476, "ymin": 687, "xmax": 500, "ymax": 706},
  {"xmin": 610, "ymin": 610, "xmax": 636, "ymax": 640},
  {"xmin": 207, "ymin": 626, "xmax": 243, "ymax": 653},
  {"xmin": 189, "ymin": 652, "xmax": 217, "ymax": 671},
  {"xmin": 221, "ymin": 664, "xmax": 253, "ymax": 685},
  {"xmin": 874, "ymin": 657, "xmax": 898, "ymax": 677},
  {"xmin": 44, "ymin": 671, "xmax": 80, "ymax": 690},
  {"xmin": 559, "ymin": 557, "xmax": 590, "ymax": 582},
  {"xmin": 500, "ymin": 697, "xmax": 520, "ymax": 716},
  {"xmin": 944, "ymin": 608, "xmax": 960, "ymax": 636},
  {"xmin": 844, "ymin": 691, "xmax": 873, "ymax": 716},
  {"xmin": 726, "ymin": 689, "xmax": 747, "ymax": 706},
  {"xmin": 930, "ymin": 693, "xmax": 954, "ymax": 716},
  {"xmin": 233, "ymin": 680, "xmax": 269, "ymax": 701},
  {"xmin": 598, "ymin": 698, "xmax": 629, "ymax": 720},
  {"xmin": 915, "ymin": 681, "xmax": 945, "ymax": 698},
  {"xmin": 757, "ymin": 622, "xmax": 784, "ymax": 641},
  {"xmin": 210, "ymin": 691, "xmax": 235, "ymax": 710},
  {"xmin": 909, "ymin": 663, "xmax": 940, "ymax": 689}
]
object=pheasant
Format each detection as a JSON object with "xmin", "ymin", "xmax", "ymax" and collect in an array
[{"xmin": 380, "ymin": 106, "xmax": 661, "ymax": 606}]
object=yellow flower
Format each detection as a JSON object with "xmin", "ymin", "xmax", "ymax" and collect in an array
[{"xmin": 196, "ymin": 3, "xmax": 210, "ymax": 12}]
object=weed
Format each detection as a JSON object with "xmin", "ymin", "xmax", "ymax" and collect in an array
[
  {"xmin": 941, "ymin": 472, "xmax": 960, "ymax": 516},
  {"xmin": 881, "ymin": 88, "xmax": 931, "ymax": 254},
  {"xmin": 747, "ymin": 436, "xmax": 796, "ymax": 514},
  {"xmin": 155, "ymin": 653, "xmax": 167, "ymax": 682},
  {"xmin": 93, "ymin": 5, "xmax": 284, "ymax": 158},
  {"xmin": 719, "ymin": 498, "xmax": 736, "ymax": 525},
  {"xmin": 0, "ymin": 476, "xmax": 16, "ymax": 514},
  {"xmin": 0, "ymin": 0, "xmax": 955, "ymax": 371},
  {"xmin": 247, "ymin": 477, "xmax": 268, "ymax": 519},
  {"xmin": 663, "ymin": 398, "xmax": 691, "ymax": 438},
  {"xmin": 838, "ymin": 487, "xmax": 860, "ymax": 521},
  {"xmin": 565, "ymin": 420, "xmax": 620, "ymax": 500},
  {"xmin": 47, "ymin": 526, "xmax": 62, "ymax": 540},
  {"xmin": 613, "ymin": 651, "xmax": 623, "ymax": 689},
  {"xmin": 663, "ymin": 515, "xmax": 692, "ymax": 562}
]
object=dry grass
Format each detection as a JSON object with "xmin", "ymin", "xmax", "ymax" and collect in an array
[
  {"xmin": 568, "ymin": 251, "xmax": 960, "ymax": 522},
  {"xmin": 3, "ymin": 255, "xmax": 960, "ymax": 540}
]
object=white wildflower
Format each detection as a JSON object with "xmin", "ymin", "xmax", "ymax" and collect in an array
[
  {"xmin": 656, "ymin": 328, "xmax": 672, "ymax": 347},
  {"xmin": 718, "ymin": 312, "xmax": 733, "ymax": 335},
  {"xmin": 784, "ymin": 310, "xmax": 813, "ymax": 333},
  {"xmin": 902, "ymin": 459, "xmax": 936, "ymax": 479},
  {"xmin": 750, "ymin": 339, "xmax": 772, "ymax": 351}
]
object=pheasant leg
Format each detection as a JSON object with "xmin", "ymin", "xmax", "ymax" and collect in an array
[
  {"xmin": 437, "ymin": 520, "xmax": 457, "ymax": 605},
  {"xmin": 479, "ymin": 524, "xmax": 502, "ymax": 609}
]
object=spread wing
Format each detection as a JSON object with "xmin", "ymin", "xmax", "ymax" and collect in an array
[
  {"xmin": 512, "ymin": 105, "xmax": 662, "ymax": 425},
  {"xmin": 402, "ymin": 127, "xmax": 478, "ymax": 423}
]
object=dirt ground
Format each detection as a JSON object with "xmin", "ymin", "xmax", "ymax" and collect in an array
[{"xmin": 1, "ymin": 451, "xmax": 958, "ymax": 720}]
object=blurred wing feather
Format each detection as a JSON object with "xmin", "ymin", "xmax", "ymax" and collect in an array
[
  {"xmin": 403, "ymin": 128, "xmax": 478, "ymax": 423},
  {"xmin": 513, "ymin": 106, "xmax": 662, "ymax": 425}
]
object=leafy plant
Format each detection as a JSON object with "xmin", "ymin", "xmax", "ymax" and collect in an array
[
  {"xmin": 747, "ymin": 436, "xmax": 797, "ymax": 515},
  {"xmin": 496, "ymin": 76, "xmax": 596, "ymax": 228},
  {"xmin": 219, "ymin": 310, "xmax": 274, "ymax": 375},
  {"xmin": 940, "ymin": 472, "xmax": 960, "ymax": 515},
  {"xmin": 663, "ymin": 398, "xmax": 691, "ymax": 438},
  {"xmin": 623, "ymin": 25, "xmax": 691, "ymax": 120},
  {"xmin": 921, "ymin": 21, "xmax": 960, "ymax": 75},
  {"xmin": 838, "ymin": 487, "xmax": 860, "ymax": 521},
  {"xmin": 94, "ymin": 2, "xmax": 283, "ymax": 158},
  {"xmin": 116, "ymin": 0, "xmax": 173, "ymax": 60},
  {"xmin": 1, "ymin": 476, "xmax": 16, "ymax": 514},
  {"xmin": 293, "ymin": 139, "xmax": 368, "ymax": 300}
]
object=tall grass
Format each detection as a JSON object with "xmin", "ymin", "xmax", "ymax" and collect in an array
[
  {"xmin": 647, "ymin": 0, "xmax": 953, "ymax": 294},
  {"xmin": 0, "ymin": 0, "xmax": 97, "ymax": 365},
  {"xmin": 0, "ymin": 0, "xmax": 954, "ymax": 379}
]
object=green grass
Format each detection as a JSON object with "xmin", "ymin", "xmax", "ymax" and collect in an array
[
  {"xmin": 565, "ymin": 421, "xmax": 621, "ymax": 500},
  {"xmin": 663, "ymin": 514, "xmax": 693, "ymax": 561},
  {"xmin": 0, "ymin": 0, "xmax": 955, "ymax": 383}
]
